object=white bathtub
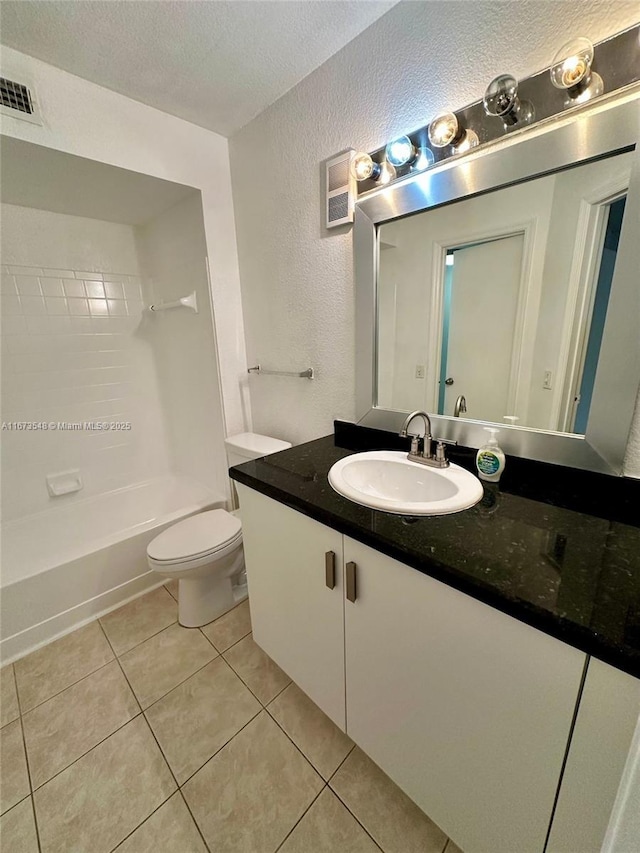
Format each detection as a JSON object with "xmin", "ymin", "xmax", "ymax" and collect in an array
[{"xmin": 0, "ymin": 476, "xmax": 225, "ymax": 662}]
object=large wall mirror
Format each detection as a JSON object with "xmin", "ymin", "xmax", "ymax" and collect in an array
[{"xmin": 355, "ymin": 91, "xmax": 640, "ymax": 475}]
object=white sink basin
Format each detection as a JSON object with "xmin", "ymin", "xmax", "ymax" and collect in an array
[{"xmin": 328, "ymin": 450, "xmax": 483, "ymax": 516}]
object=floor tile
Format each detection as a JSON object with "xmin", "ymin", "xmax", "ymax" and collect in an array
[
  {"xmin": 0, "ymin": 796, "xmax": 39, "ymax": 853},
  {"xmin": 100, "ymin": 587, "xmax": 177, "ymax": 655},
  {"xmin": 330, "ymin": 747, "xmax": 448, "ymax": 853},
  {"xmin": 23, "ymin": 660, "xmax": 140, "ymax": 788},
  {"xmin": 0, "ymin": 664, "xmax": 19, "ymax": 727},
  {"xmin": 14, "ymin": 622, "xmax": 114, "ymax": 712},
  {"xmin": 34, "ymin": 716, "xmax": 176, "ymax": 853},
  {"xmin": 444, "ymin": 840, "xmax": 464, "ymax": 853},
  {"xmin": 164, "ymin": 579, "xmax": 179, "ymax": 601},
  {"xmin": 268, "ymin": 683, "xmax": 353, "ymax": 780},
  {"xmin": 224, "ymin": 634, "xmax": 290, "ymax": 704},
  {"xmin": 146, "ymin": 656, "xmax": 260, "ymax": 784},
  {"xmin": 1, "ymin": 719, "xmax": 30, "ymax": 814},
  {"xmin": 183, "ymin": 710, "xmax": 323, "ymax": 853},
  {"xmin": 279, "ymin": 787, "xmax": 381, "ymax": 853},
  {"xmin": 201, "ymin": 599, "xmax": 252, "ymax": 651},
  {"xmin": 115, "ymin": 792, "xmax": 207, "ymax": 852},
  {"xmin": 120, "ymin": 623, "xmax": 217, "ymax": 708}
]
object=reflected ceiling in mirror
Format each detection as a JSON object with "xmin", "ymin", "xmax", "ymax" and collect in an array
[{"xmin": 376, "ymin": 151, "xmax": 632, "ymax": 435}]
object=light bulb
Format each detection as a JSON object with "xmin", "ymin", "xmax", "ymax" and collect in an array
[
  {"xmin": 385, "ymin": 136, "xmax": 416, "ymax": 167},
  {"xmin": 351, "ymin": 152, "xmax": 381, "ymax": 182},
  {"xmin": 428, "ymin": 112, "xmax": 478, "ymax": 152},
  {"xmin": 455, "ymin": 130, "xmax": 479, "ymax": 152},
  {"xmin": 413, "ymin": 146, "xmax": 435, "ymax": 171},
  {"xmin": 550, "ymin": 37, "xmax": 603, "ymax": 102},
  {"xmin": 378, "ymin": 159, "xmax": 397, "ymax": 185},
  {"xmin": 483, "ymin": 74, "xmax": 534, "ymax": 127},
  {"xmin": 428, "ymin": 112, "xmax": 459, "ymax": 148}
]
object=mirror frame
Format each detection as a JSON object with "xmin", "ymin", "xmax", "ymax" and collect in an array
[{"xmin": 355, "ymin": 88, "xmax": 640, "ymax": 476}]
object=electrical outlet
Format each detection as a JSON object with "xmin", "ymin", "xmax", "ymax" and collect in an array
[
  {"xmin": 543, "ymin": 370, "xmax": 553, "ymax": 390},
  {"xmin": 415, "ymin": 365, "xmax": 426, "ymax": 379}
]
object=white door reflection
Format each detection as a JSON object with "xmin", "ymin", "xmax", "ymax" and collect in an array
[{"xmin": 439, "ymin": 234, "xmax": 524, "ymax": 423}]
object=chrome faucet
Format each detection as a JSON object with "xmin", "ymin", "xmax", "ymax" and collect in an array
[
  {"xmin": 454, "ymin": 395, "xmax": 467, "ymax": 418},
  {"xmin": 399, "ymin": 410, "xmax": 456, "ymax": 468}
]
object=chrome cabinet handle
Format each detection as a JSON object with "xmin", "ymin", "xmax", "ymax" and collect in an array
[
  {"xmin": 325, "ymin": 551, "xmax": 336, "ymax": 589},
  {"xmin": 346, "ymin": 561, "xmax": 357, "ymax": 602}
]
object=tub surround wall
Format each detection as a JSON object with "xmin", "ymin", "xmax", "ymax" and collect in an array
[
  {"xmin": 136, "ymin": 193, "xmax": 230, "ymax": 501},
  {"xmin": 0, "ymin": 204, "xmax": 171, "ymax": 520},
  {"xmin": 229, "ymin": 0, "xmax": 640, "ymax": 474}
]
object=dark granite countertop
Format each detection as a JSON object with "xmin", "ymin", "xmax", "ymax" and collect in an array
[{"xmin": 230, "ymin": 424, "xmax": 640, "ymax": 679}]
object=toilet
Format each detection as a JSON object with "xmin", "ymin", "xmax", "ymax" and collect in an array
[{"xmin": 147, "ymin": 432, "xmax": 291, "ymax": 627}]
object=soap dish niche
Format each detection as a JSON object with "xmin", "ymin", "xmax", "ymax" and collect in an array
[{"xmin": 46, "ymin": 469, "xmax": 83, "ymax": 498}]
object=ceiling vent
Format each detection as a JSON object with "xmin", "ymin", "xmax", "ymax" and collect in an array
[
  {"xmin": 0, "ymin": 76, "xmax": 42, "ymax": 125},
  {"xmin": 325, "ymin": 149, "xmax": 355, "ymax": 229}
]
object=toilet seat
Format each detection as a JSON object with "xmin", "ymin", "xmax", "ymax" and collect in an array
[{"xmin": 147, "ymin": 509, "xmax": 242, "ymax": 568}]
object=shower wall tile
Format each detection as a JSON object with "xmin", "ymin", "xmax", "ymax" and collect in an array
[{"xmin": 1, "ymin": 261, "xmax": 171, "ymax": 521}]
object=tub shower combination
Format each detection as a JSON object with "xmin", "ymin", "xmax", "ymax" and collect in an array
[{"xmin": 0, "ymin": 475, "xmax": 223, "ymax": 661}]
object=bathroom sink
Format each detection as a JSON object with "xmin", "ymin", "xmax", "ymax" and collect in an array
[{"xmin": 328, "ymin": 450, "xmax": 483, "ymax": 516}]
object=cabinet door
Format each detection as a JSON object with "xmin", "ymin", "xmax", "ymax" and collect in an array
[
  {"xmin": 343, "ymin": 536, "xmax": 586, "ymax": 853},
  {"xmin": 237, "ymin": 485, "xmax": 345, "ymax": 729},
  {"xmin": 547, "ymin": 658, "xmax": 640, "ymax": 853}
]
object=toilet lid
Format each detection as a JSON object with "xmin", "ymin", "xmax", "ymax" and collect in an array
[{"xmin": 147, "ymin": 509, "xmax": 242, "ymax": 563}]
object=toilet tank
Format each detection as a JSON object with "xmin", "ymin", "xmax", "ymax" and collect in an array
[{"xmin": 224, "ymin": 432, "xmax": 292, "ymax": 469}]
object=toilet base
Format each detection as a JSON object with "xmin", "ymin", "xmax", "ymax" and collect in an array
[{"xmin": 177, "ymin": 575, "xmax": 248, "ymax": 628}]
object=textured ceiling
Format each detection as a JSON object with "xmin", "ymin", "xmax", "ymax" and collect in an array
[
  {"xmin": 0, "ymin": 137, "xmax": 197, "ymax": 224},
  {"xmin": 0, "ymin": 0, "xmax": 398, "ymax": 136}
]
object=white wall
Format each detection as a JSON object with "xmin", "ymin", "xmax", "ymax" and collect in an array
[
  {"xmin": 1, "ymin": 204, "xmax": 171, "ymax": 519},
  {"xmin": 135, "ymin": 193, "xmax": 229, "ymax": 499},
  {"xmin": 0, "ymin": 45, "xmax": 249, "ymax": 438},
  {"xmin": 229, "ymin": 0, "xmax": 640, "ymax": 475}
]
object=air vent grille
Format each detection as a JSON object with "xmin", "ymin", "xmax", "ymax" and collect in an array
[
  {"xmin": 328, "ymin": 192, "xmax": 349, "ymax": 223},
  {"xmin": 325, "ymin": 149, "xmax": 355, "ymax": 229},
  {"xmin": 328, "ymin": 159, "xmax": 349, "ymax": 192},
  {"xmin": 0, "ymin": 77, "xmax": 34, "ymax": 115}
]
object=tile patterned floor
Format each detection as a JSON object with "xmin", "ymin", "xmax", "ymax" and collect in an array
[{"xmin": 0, "ymin": 586, "xmax": 462, "ymax": 853}]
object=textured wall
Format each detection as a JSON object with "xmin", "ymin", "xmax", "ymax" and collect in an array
[{"xmin": 229, "ymin": 0, "xmax": 640, "ymax": 475}]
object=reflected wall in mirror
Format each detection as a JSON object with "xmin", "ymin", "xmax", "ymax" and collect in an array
[{"xmin": 377, "ymin": 151, "xmax": 631, "ymax": 435}]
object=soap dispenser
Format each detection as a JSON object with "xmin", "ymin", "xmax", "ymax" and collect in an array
[{"xmin": 476, "ymin": 428, "xmax": 506, "ymax": 483}]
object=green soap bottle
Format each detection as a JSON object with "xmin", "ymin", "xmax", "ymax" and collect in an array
[{"xmin": 476, "ymin": 428, "xmax": 505, "ymax": 483}]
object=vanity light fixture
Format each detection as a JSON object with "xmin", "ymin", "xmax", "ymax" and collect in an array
[
  {"xmin": 351, "ymin": 151, "xmax": 381, "ymax": 182},
  {"xmin": 550, "ymin": 37, "xmax": 604, "ymax": 104},
  {"xmin": 378, "ymin": 158, "xmax": 397, "ymax": 185},
  {"xmin": 384, "ymin": 136, "xmax": 435, "ymax": 172},
  {"xmin": 413, "ymin": 146, "xmax": 435, "ymax": 171},
  {"xmin": 385, "ymin": 135, "xmax": 416, "ymax": 167},
  {"xmin": 483, "ymin": 74, "xmax": 534, "ymax": 127},
  {"xmin": 428, "ymin": 111, "xmax": 478, "ymax": 152}
]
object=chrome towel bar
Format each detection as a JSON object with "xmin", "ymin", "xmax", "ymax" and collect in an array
[{"xmin": 248, "ymin": 364, "xmax": 314, "ymax": 379}]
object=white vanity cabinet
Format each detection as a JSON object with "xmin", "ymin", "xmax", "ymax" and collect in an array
[
  {"xmin": 236, "ymin": 484, "xmax": 346, "ymax": 728},
  {"xmin": 237, "ymin": 486, "xmax": 596, "ymax": 853},
  {"xmin": 546, "ymin": 658, "xmax": 640, "ymax": 853},
  {"xmin": 343, "ymin": 537, "xmax": 585, "ymax": 853}
]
